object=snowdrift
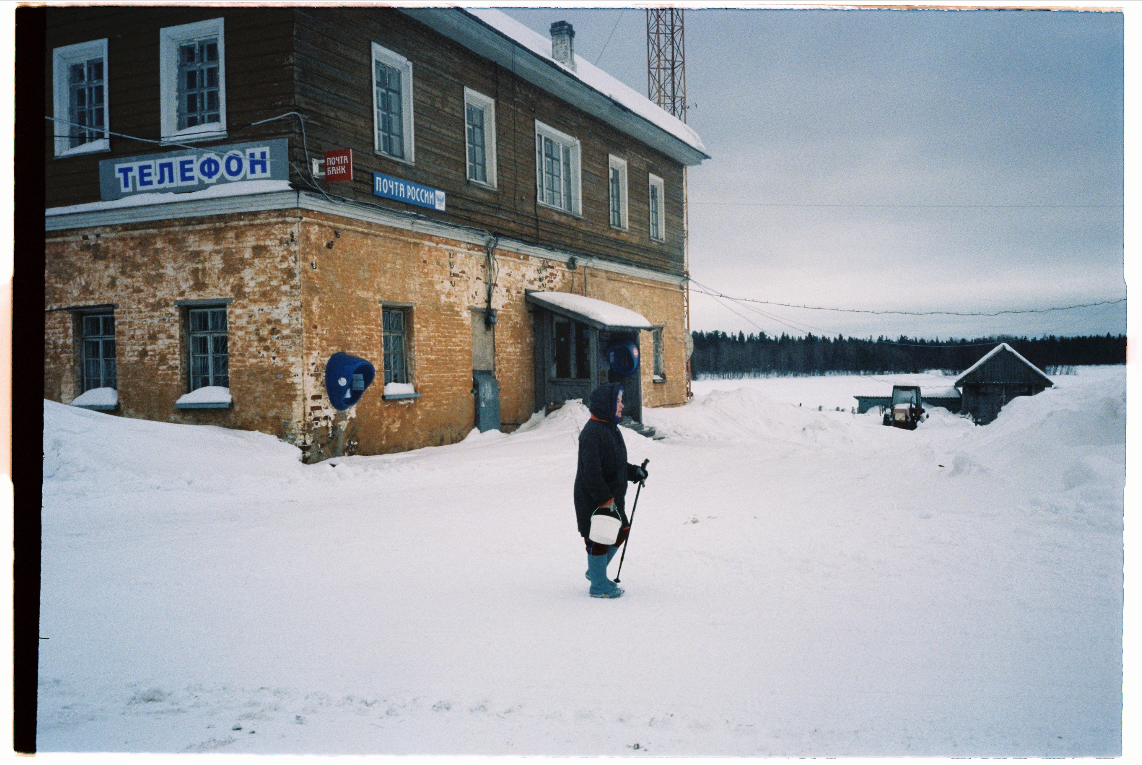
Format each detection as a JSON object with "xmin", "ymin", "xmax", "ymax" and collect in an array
[{"xmin": 38, "ymin": 368, "xmax": 1124, "ymax": 756}]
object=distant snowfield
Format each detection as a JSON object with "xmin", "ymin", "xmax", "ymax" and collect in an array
[{"xmin": 39, "ymin": 368, "xmax": 1124, "ymax": 756}]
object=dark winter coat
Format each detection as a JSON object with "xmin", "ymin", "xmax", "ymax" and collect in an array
[{"xmin": 573, "ymin": 383, "xmax": 642, "ymax": 538}]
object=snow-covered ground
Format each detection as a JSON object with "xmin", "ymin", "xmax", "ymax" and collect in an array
[{"xmin": 39, "ymin": 368, "xmax": 1124, "ymax": 756}]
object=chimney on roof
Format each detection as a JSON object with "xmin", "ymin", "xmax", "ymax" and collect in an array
[{"xmin": 550, "ymin": 21, "xmax": 576, "ymax": 71}]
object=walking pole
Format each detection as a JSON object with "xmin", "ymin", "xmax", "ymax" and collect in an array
[{"xmin": 614, "ymin": 459, "xmax": 649, "ymax": 584}]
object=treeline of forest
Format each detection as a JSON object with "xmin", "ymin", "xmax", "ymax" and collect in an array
[{"xmin": 689, "ymin": 332, "xmax": 1127, "ymax": 378}]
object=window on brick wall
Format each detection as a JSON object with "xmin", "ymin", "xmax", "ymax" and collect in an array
[
  {"xmin": 382, "ymin": 307, "xmax": 411, "ymax": 386},
  {"xmin": 160, "ymin": 18, "xmax": 226, "ymax": 142},
  {"xmin": 79, "ymin": 311, "xmax": 116, "ymax": 392},
  {"xmin": 187, "ymin": 306, "xmax": 229, "ymax": 390},
  {"xmin": 52, "ymin": 39, "xmax": 109, "ymax": 157}
]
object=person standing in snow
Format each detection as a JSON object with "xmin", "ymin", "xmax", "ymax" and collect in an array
[{"xmin": 574, "ymin": 382, "xmax": 649, "ymax": 598}]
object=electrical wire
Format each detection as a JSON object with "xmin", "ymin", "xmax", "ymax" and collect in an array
[
  {"xmin": 690, "ymin": 201, "xmax": 1123, "ymax": 209},
  {"xmin": 46, "ymin": 116, "xmax": 263, "ymax": 156},
  {"xmin": 691, "ymin": 277, "xmax": 1120, "ymax": 348},
  {"xmin": 687, "ymin": 277, "xmax": 1125, "ymax": 317},
  {"xmin": 248, "ymin": 112, "xmax": 333, "ymax": 204},
  {"xmin": 593, "ymin": 10, "xmax": 625, "ymax": 66}
]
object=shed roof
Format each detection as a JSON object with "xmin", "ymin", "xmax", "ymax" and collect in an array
[
  {"xmin": 400, "ymin": 8, "xmax": 709, "ymax": 167},
  {"xmin": 526, "ymin": 291, "xmax": 653, "ymax": 331},
  {"xmin": 954, "ymin": 343, "xmax": 1053, "ymax": 388}
]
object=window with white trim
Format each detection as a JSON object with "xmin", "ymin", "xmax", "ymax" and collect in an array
[
  {"xmin": 79, "ymin": 312, "xmax": 116, "ymax": 392},
  {"xmin": 464, "ymin": 87, "xmax": 497, "ymax": 187},
  {"xmin": 52, "ymin": 39, "xmax": 109, "ymax": 157},
  {"xmin": 608, "ymin": 155, "xmax": 628, "ymax": 230},
  {"xmin": 372, "ymin": 43, "xmax": 414, "ymax": 162},
  {"xmin": 648, "ymin": 173, "xmax": 665, "ymax": 242},
  {"xmin": 160, "ymin": 18, "xmax": 226, "ymax": 142},
  {"xmin": 535, "ymin": 120, "xmax": 581, "ymax": 216},
  {"xmin": 187, "ymin": 306, "xmax": 229, "ymax": 390}
]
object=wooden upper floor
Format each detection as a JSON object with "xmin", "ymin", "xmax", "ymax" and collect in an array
[{"xmin": 45, "ymin": 6, "xmax": 708, "ymax": 277}]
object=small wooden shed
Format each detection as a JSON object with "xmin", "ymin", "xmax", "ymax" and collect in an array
[{"xmin": 954, "ymin": 343, "xmax": 1053, "ymax": 424}]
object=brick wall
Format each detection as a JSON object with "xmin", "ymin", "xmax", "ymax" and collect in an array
[
  {"xmin": 44, "ymin": 207, "xmax": 689, "ymax": 461},
  {"xmin": 44, "ymin": 211, "xmax": 307, "ymax": 439}
]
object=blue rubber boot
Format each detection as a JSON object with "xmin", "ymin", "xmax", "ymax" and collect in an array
[
  {"xmin": 587, "ymin": 552, "xmax": 624, "ymax": 598},
  {"xmin": 585, "ymin": 546, "xmax": 619, "ymax": 580}
]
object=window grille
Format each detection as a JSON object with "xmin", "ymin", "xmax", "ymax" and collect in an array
[
  {"xmin": 375, "ymin": 60, "xmax": 404, "ymax": 158},
  {"xmin": 383, "ymin": 309, "xmax": 409, "ymax": 384},
  {"xmin": 187, "ymin": 307, "xmax": 229, "ymax": 390},
  {"xmin": 68, "ymin": 58, "xmax": 105, "ymax": 148},
  {"xmin": 80, "ymin": 313, "xmax": 116, "ymax": 392},
  {"xmin": 177, "ymin": 38, "xmax": 220, "ymax": 130}
]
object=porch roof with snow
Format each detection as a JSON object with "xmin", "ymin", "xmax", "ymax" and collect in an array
[
  {"xmin": 399, "ymin": 7, "xmax": 709, "ymax": 167},
  {"xmin": 954, "ymin": 343, "xmax": 1054, "ymax": 388},
  {"xmin": 526, "ymin": 291, "xmax": 653, "ymax": 332}
]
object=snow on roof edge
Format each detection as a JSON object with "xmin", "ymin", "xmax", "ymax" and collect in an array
[
  {"xmin": 463, "ymin": 8, "xmax": 706, "ymax": 156},
  {"xmin": 527, "ymin": 291, "xmax": 653, "ymax": 329}
]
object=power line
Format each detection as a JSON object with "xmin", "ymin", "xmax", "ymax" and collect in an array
[
  {"xmin": 690, "ymin": 201, "xmax": 1123, "ymax": 209},
  {"xmin": 593, "ymin": 9, "xmax": 625, "ymax": 66},
  {"xmin": 687, "ymin": 278, "xmax": 1125, "ymax": 317}
]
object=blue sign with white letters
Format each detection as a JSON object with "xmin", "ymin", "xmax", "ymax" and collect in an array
[
  {"xmin": 98, "ymin": 139, "xmax": 289, "ymax": 200},
  {"xmin": 372, "ymin": 172, "xmax": 446, "ymax": 211}
]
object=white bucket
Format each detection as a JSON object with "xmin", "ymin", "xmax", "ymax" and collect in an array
[{"xmin": 588, "ymin": 510, "xmax": 622, "ymax": 546}]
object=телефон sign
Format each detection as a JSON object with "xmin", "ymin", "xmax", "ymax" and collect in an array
[
  {"xmin": 372, "ymin": 172, "xmax": 445, "ymax": 211},
  {"xmin": 99, "ymin": 139, "xmax": 289, "ymax": 200},
  {"xmin": 323, "ymin": 149, "xmax": 353, "ymax": 182}
]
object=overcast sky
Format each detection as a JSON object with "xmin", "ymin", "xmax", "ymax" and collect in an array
[{"xmin": 500, "ymin": 4, "xmax": 1126, "ymax": 341}]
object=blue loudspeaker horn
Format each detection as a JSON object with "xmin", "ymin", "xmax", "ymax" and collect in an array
[
  {"xmin": 325, "ymin": 352, "xmax": 376, "ymax": 410},
  {"xmin": 606, "ymin": 341, "xmax": 640, "ymax": 376}
]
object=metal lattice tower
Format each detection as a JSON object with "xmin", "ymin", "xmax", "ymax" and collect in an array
[
  {"xmin": 646, "ymin": 8, "xmax": 686, "ymax": 121},
  {"xmin": 647, "ymin": 8, "xmax": 693, "ymax": 396}
]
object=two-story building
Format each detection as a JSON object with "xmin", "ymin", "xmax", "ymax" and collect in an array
[{"xmin": 43, "ymin": 6, "xmax": 709, "ymax": 461}]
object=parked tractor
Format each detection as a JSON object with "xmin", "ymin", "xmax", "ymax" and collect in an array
[{"xmin": 882, "ymin": 385, "xmax": 924, "ymax": 430}]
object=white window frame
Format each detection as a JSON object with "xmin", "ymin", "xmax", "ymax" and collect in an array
[
  {"xmin": 53, "ymin": 39, "xmax": 110, "ymax": 157},
  {"xmin": 463, "ymin": 87, "xmax": 497, "ymax": 188},
  {"xmin": 372, "ymin": 42, "xmax": 415, "ymax": 163},
  {"xmin": 608, "ymin": 155, "xmax": 629, "ymax": 230},
  {"xmin": 648, "ymin": 173, "xmax": 666, "ymax": 242},
  {"xmin": 535, "ymin": 120, "xmax": 582, "ymax": 217},
  {"xmin": 159, "ymin": 18, "xmax": 227, "ymax": 143}
]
